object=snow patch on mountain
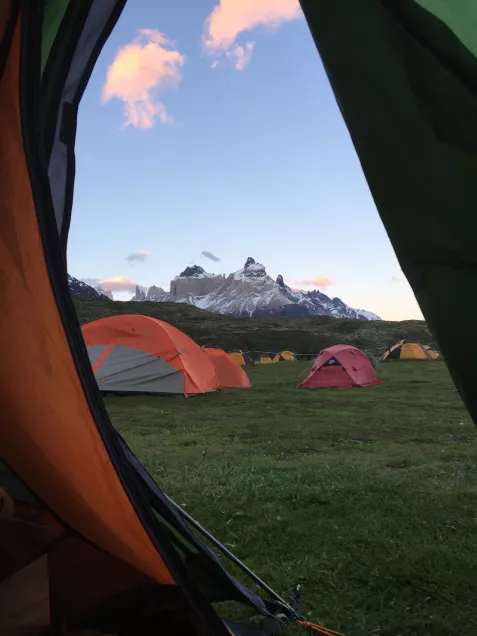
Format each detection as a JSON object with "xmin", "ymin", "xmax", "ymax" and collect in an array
[
  {"xmin": 233, "ymin": 257, "xmax": 268, "ymax": 282},
  {"xmin": 355, "ymin": 309, "xmax": 381, "ymax": 321}
]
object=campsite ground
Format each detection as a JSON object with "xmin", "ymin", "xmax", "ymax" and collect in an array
[{"xmin": 105, "ymin": 360, "xmax": 477, "ymax": 636}]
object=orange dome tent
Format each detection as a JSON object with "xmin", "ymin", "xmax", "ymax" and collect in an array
[
  {"xmin": 203, "ymin": 346, "xmax": 252, "ymax": 389},
  {"xmin": 82, "ymin": 315, "xmax": 218, "ymax": 396}
]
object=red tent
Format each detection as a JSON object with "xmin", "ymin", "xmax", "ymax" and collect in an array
[{"xmin": 300, "ymin": 344, "xmax": 382, "ymax": 389}]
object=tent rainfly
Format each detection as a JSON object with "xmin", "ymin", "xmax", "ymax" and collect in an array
[
  {"xmin": 228, "ymin": 349, "xmax": 254, "ymax": 366},
  {"xmin": 273, "ymin": 351, "xmax": 295, "ymax": 362},
  {"xmin": 423, "ymin": 345, "xmax": 440, "ymax": 359},
  {"xmin": 203, "ymin": 346, "xmax": 252, "ymax": 389},
  {"xmin": 382, "ymin": 340, "xmax": 435, "ymax": 361},
  {"xmin": 300, "ymin": 345, "xmax": 382, "ymax": 389},
  {"xmin": 259, "ymin": 356, "xmax": 276, "ymax": 364},
  {"xmin": 82, "ymin": 315, "xmax": 219, "ymax": 396}
]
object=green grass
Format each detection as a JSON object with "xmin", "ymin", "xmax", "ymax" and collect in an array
[
  {"xmin": 73, "ymin": 295, "xmax": 434, "ymax": 355},
  {"xmin": 105, "ymin": 360, "xmax": 477, "ymax": 636}
]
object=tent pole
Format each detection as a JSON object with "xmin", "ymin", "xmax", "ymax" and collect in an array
[{"xmin": 164, "ymin": 494, "xmax": 298, "ymax": 617}]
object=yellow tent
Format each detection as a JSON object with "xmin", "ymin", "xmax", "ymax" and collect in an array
[
  {"xmin": 260, "ymin": 356, "xmax": 275, "ymax": 364},
  {"xmin": 382, "ymin": 340, "xmax": 434, "ymax": 361},
  {"xmin": 273, "ymin": 351, "xmax": 295, "ymax": 362},
  {"xmin": 423, "ymin": 345, "xmax": 439, "ymax": 359},
  {"xmin": 228, "ymin": 350, "xmax": 253, "ymax": 365}
]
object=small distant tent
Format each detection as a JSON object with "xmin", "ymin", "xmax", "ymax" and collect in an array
[
  {"xmin": 228, "ymin": 349, "xmax": 254, "ymax": 366},
  {"xmin": 300, "ymin": 345, "xmax": 382, "ymax": 389},
  {"xmin": 382, "ymin": 340, "xmax": 433, "ymax": 361},
  {"xmin": 82, "ymin": 315, "xmax": 219, "ymax": 395},
  {"xmin": 424, "ymin": 345, "xmax": 440, "ymax": 359},
  {"xmin": 273, "ymin": 351, "xmax": 295, "ymax": 362},
  {"xmin": 203, "ymin": 346, "xmax": 252, "ymax": 389},
  {"xmin": 260, "ymin": 356, "xmax": 275, "ymax": 364}
]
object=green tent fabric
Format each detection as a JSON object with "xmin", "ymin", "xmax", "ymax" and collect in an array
[
  {"xmin": 299, "ymin": 0, "xmax": 477, "ymax": 424},
  {"xmin": 41, "ymin": 0, "xmax": 69, "ymax": 73}
]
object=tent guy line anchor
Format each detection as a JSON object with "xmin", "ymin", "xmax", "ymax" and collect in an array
[{"xmin": 164, "ymin": 493, "xmax": 300, "ymax": 619}]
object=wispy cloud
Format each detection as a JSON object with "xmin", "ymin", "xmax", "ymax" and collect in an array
[
  {"xmin": 202, "ymin": 0, "xmax": 302, "ymax": 70},
  {"xmin": 201, "ymin": 250, "xmax": 221, "ymax": 262},
  {"xmin": 292, "ymin": 276, "xmax": 335, "ymax": 289},
  {"xmin": 126, "ymin": 249, "xmax": 150, "ymax": 263},
  {"xmin": 102, "ymin": 29, "xmax": 185, "ymax": 129},
  {"xmin": 231, "ymin": 42, "xmax": 254, "ymax": 70}
]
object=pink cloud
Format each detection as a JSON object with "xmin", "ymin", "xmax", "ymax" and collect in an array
[
  {"xmin": 102, "ymin": 29, "xmax": 185, "ymax": 129},
  {"xmin": 99, "ymin": 277, "xmax": 141, "ymax": 292},
  {"xmin": 292, "ymin": 276, "xmax": 335, "ymax": 289},
  {"xmin": 203, "ymin": 0, "xmax": 302, "ymax": 69},
  {"xmin": 228, "ymin": 42, "xmax": 254, "ymax": 70}
]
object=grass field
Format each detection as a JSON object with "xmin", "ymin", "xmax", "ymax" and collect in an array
[{"xmin": 105, "ymin": 360, "xmax": 477, "ymax": 636}]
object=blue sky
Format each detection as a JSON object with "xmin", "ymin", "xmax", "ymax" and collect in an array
[{"xmin": 68, "ymin": 0, "xmax": 422, "ymax": 320}]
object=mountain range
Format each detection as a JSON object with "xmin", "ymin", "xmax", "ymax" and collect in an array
[{"xmin": 127, "ymin": 258, "xmax": 381, "ymax": 320}]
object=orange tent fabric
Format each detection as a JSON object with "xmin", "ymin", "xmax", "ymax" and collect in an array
[
  {"xmin": 203, "ymin": 347, "xmax": 252, "ymax": 389},
  {"xmin": 82, "ymin": 315, "xmax": 219, "ymax": 396},
  {"xmin": 0, "ymin": 17, "xmax": 173, "ymax": 585}
]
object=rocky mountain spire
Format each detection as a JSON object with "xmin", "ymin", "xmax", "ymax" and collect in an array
[{"xmin": 132, "ymin": 285, "xmax": 145, "ymax": 301}]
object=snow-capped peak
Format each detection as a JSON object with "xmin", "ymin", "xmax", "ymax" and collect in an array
[
  {"xmin": 176, "ymin": 265, "xmax": 215, "ymax": 280},
  {"xmin": 234, "ymin": 257, "xmax": 268, "ymax": 281}
]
